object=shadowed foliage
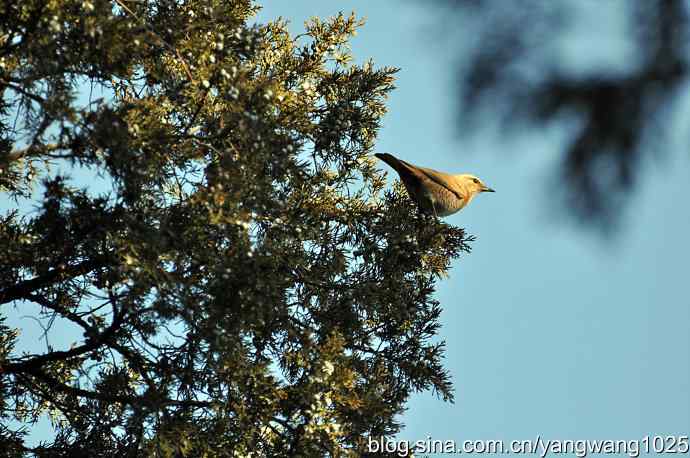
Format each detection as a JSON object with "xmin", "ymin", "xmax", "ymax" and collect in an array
[
  {"xmin": 431, "ymin": 0, "xmax": 688, "ymax": 231},
  {"xmin": 0, "ymin": 0, "xmax": 473, "ymax": 456}
]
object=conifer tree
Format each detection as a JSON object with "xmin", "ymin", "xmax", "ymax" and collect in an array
[{"xmin": 0, "ymin": 1, "xmax": 472, "ymax": 455}]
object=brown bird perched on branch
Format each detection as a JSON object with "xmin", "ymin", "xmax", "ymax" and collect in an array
[{"xmin": 375, "ymin": 153, "xmax": 495, "ymax": 217}]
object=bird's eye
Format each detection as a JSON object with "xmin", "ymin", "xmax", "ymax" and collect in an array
[{"xmin": 473, "ymin": 178, "xmax": 479, "ymax": 184}]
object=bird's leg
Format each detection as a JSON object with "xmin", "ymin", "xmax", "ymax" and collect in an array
[{"xmin": 431, "ymin": 201, "xmax": 438, "ymax": 219}]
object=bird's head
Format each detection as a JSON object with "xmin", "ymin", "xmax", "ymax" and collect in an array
[{"xmin": 456, "ymin": 174, "xmax": 495, "ymax": 196}]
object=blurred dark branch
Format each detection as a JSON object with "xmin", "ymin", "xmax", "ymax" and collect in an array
[
  {"xmin": 445, "ymin": 0, "xmax": 689, "ymax": 228},
  {"xmin": 539, "ymin": 0, "xmax": 686, "ymax": 223}
]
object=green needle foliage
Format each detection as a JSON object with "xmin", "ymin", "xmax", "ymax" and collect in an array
[{"xmin": 0, "ymin": 1, "xmax": 473, "ymax": 456}]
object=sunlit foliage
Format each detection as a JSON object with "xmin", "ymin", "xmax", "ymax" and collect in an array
[{"xmin": 0, "ymin": 1, "xmax": 472, "ymax": 455}]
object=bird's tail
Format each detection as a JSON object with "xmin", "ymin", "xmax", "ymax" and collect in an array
[{"xmin": 374, "ymin": 152, "xmax": 406, "ymax": 175}]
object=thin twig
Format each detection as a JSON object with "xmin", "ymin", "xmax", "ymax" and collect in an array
[{"xmin": 113, "ymin": 0, "xmax": 195, "ymax": 83}]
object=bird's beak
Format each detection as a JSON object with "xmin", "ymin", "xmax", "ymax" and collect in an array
[{"xmin": 482, "ymin": 186, "xmax": 495, "ymax": 193}]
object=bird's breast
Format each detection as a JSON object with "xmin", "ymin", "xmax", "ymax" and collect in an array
[{"xmin": 420, "ymin": 180, "xmax": 466, "ymax": 216}]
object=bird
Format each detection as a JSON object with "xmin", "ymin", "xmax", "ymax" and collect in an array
[{"xmin": 375, "ymin": 152, "xmax": 495, "ymax": 217}]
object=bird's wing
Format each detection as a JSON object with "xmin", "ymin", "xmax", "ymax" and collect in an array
[{"xmin": 398, "ymin": 159, "xmax": 464, "ymax": 200}]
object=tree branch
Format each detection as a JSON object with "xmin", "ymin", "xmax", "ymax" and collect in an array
[
  {"xmin": 0, "ymin": 258, "xmax": 105, "ymax": 306},
  {"xmin": 4, "ymin": 142, "xmax": 64, "ymax": 163},
  {"xmin": 0, "ymin": 78, "xmax": 48, "ymax": 109},
  {"xmin": 25, "ymin": 293, "xmax": 91, "ymax": 330},
  {"xmin": 0, "ymin": 299, "xmax": 122, "ymax": 374},
  {"xmin": 21, "ymin": 369, "xmax": 212, "ymax": 409}
]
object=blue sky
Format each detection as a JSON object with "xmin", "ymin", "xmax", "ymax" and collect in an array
[{"xmin": 257, "ymin": 0, "xmax": 690, "ymax": 450}]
